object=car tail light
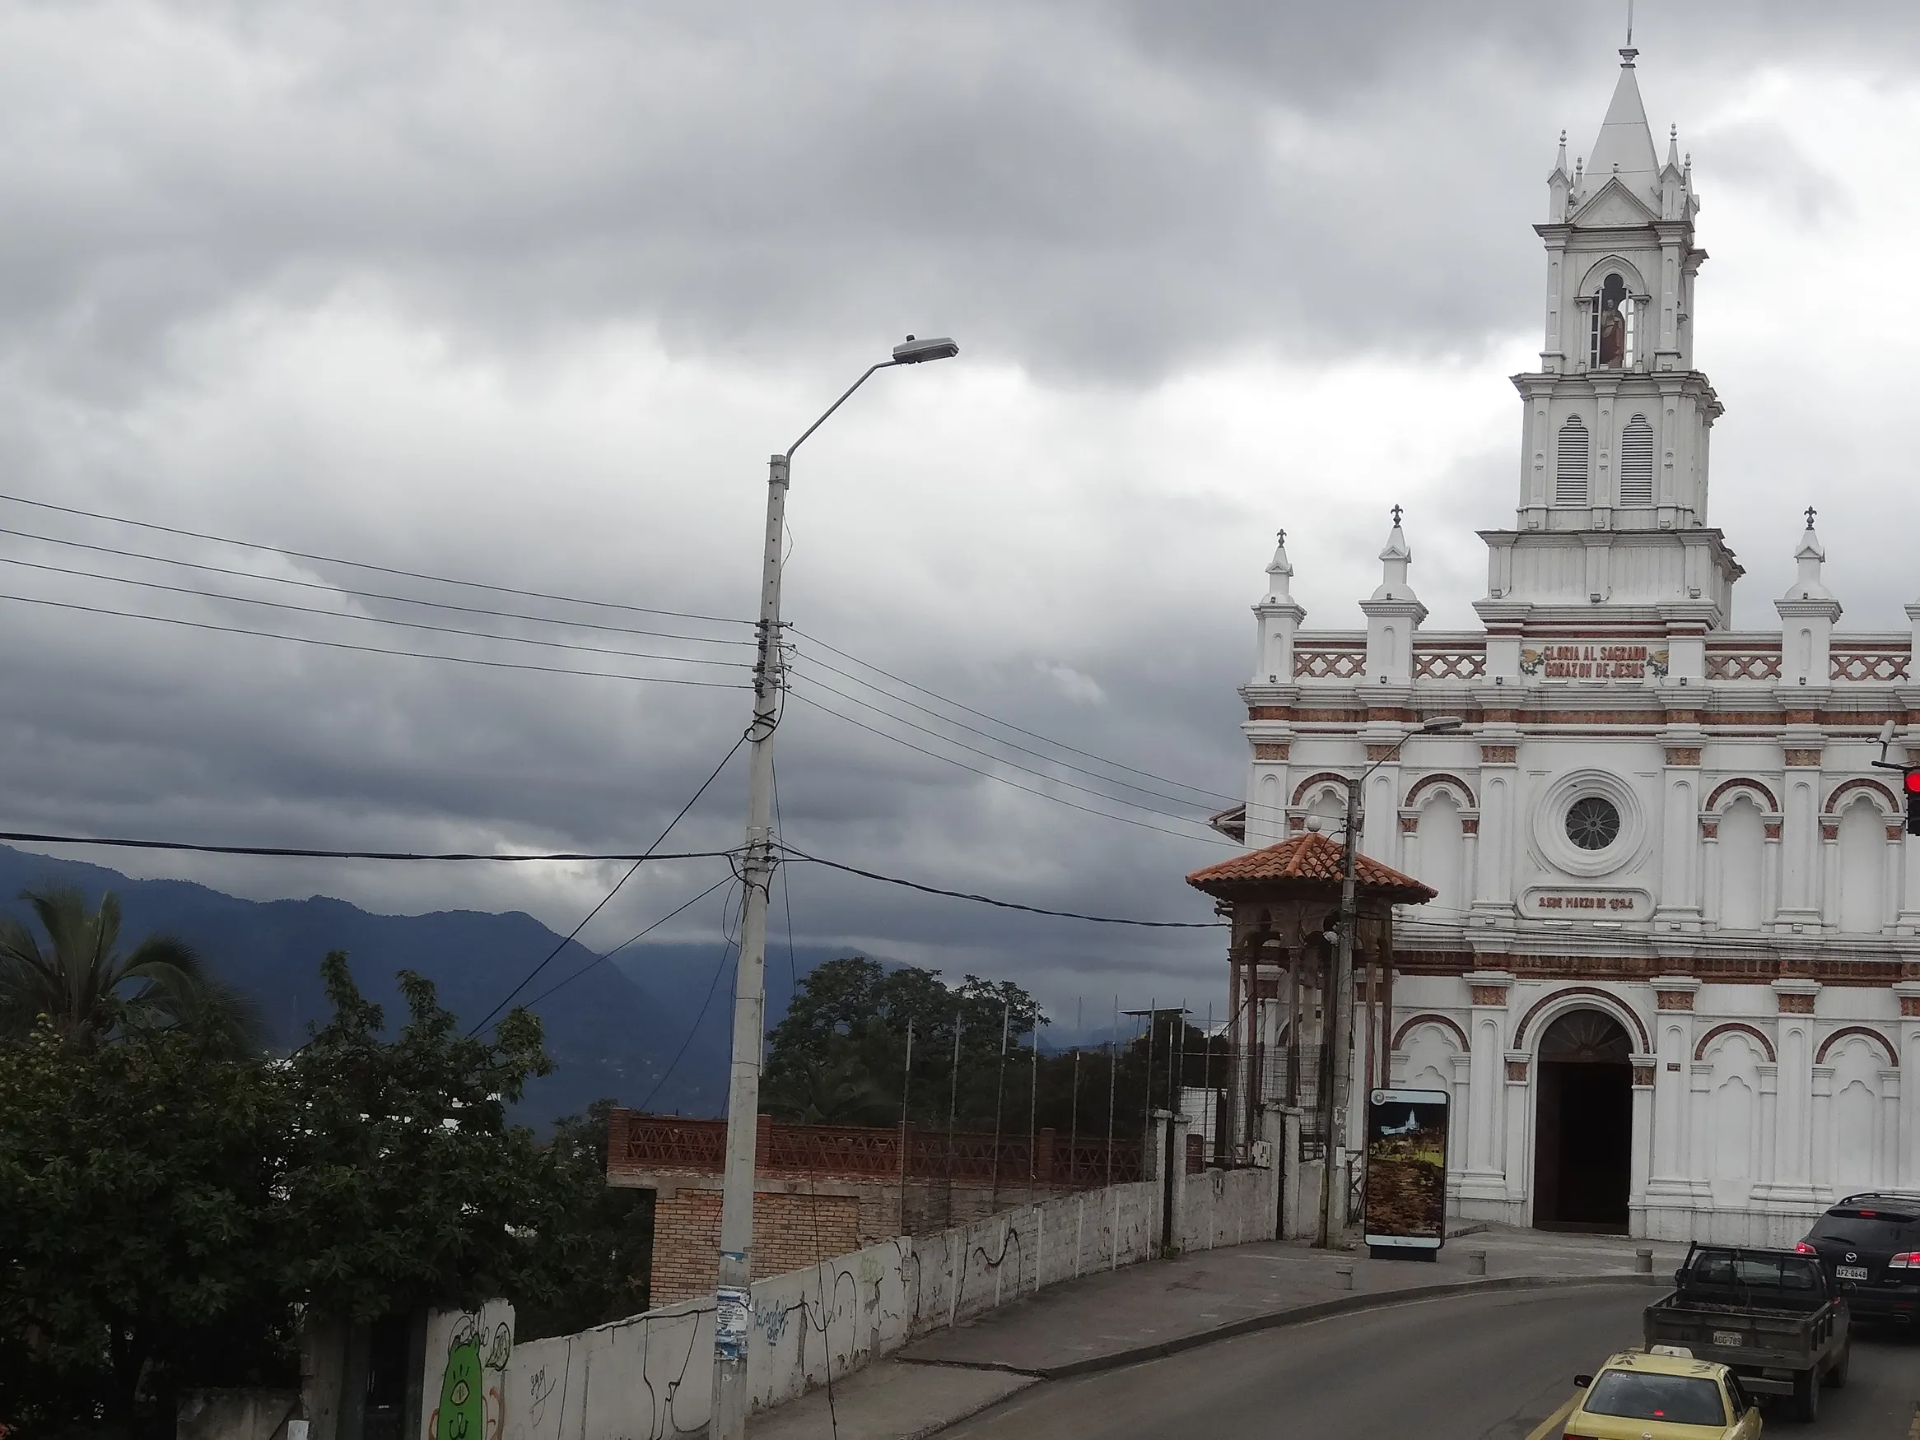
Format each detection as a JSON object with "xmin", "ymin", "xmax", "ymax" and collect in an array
[
  {"xmin": 1888, "ymin": 1252, "xmax": 1919, "ymax": 1269},
  {"xmin": 1795, "ymin": 1241, "xmax": 1817, "ymax": 1254}
]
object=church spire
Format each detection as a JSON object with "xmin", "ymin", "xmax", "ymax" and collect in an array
[
  {"xmin": 1575, "ymin": 49, "xmax": 1662, "ymax": 214},
  {"xmin": 1263, "ymin": 528, "xmax": 1294, "ymax": 604}
]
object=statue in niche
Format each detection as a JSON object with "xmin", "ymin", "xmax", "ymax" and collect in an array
[{"xmin": 1596, "ymin": 272, "xmax": 1628, "ymax": 368}]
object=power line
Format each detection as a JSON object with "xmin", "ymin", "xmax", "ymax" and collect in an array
[
  {"xmin": 783, "ymin": 686, "xmax": 1237, "ymax": 847},
  {"xmin": 0, "ymin": 831, "xmax": 737, "ymax": 862},
  {"xmin": 792, "ymin": 626, "xmax": 1239, "ymax": 805},
  {"xmin": 635, "ymin": 882, "xmax": 743, "ymax": 1112},
  {"xmin": 794, "ymin": 648, "xmax": 1234, "ymax": 809},
  {"xmin": 789, "ymin": 668, "xmax": 1221, "ymax": 826},
  {"xmin": 468, "ymin": 734, "xmax": 747, "ymax": 1034},
  {"xmin": 0, "ymin": 554, "xmax": 757, "ymax": 671},
  {"xmin": 0, "ymin": 522, "xmax": 758, "ymax": 647},
  {"xmin": 777, "ymin": 843, "xmax": 1224, "ymax": 928},
  {"xmin": 0, "ymin": 590, "xmax": 751, "ymax": 689},
  {"xmin": 522, "ymin": 875, "xmax": 735, "ymax": 1009},
  {"xmin": 0, "ymin": 490, "xmax": 754, "ymax": 627}
]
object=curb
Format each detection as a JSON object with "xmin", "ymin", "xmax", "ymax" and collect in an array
[
  {"xmin": 900, "ymin": 1271, "xmax": 1664, "ymax": 1383},
  {"xmin": 888, "ymin": 1376, "xmax": 1041, "ymax": 1440}
]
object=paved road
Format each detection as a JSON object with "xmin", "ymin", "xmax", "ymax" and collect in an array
[{"xmin": 937, "ymin": 1284, "xmax": 1917, "ymax": 1440}]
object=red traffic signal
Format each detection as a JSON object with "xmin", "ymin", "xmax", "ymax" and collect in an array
[
  {"xmin": 1908, "ymin": 771, "xmax": 1920, "ymax": 795},
  {"xmin": 1910, "ymin": 769, "xmax": 1920, "ymax": 836}
]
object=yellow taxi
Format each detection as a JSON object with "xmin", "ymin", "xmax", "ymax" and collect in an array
[{"xmin": 1561, "ymin": 1347, "xmax": 1762, "ymax": 1440}]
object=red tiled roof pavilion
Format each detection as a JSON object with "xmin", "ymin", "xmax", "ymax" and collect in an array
[{"xmin": 1185, "ymin": 831, "xmax": 1437, "ymax": 905}]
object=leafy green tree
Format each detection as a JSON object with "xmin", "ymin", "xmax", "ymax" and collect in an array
[
  {"xmin": 0, "ymin": 1018, "xmax": 292, "ymax": 1432},
  {"xmin": 514, "ymin": 1099, "xmax": 655, "ymax": 1340},
  {"xmin": 0, "ymin": 886, "xmax": 264, "ymax": 1052}
]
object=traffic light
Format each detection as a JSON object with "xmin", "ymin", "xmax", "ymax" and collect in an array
[{"xmin": 1908, "ymin": 769, "xmax": 1920, "ymax": 837}]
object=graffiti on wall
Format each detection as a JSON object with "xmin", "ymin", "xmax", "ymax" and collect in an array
[{"xmin": 423, "ymin": 1301, "xmax": 515, "ymax": 1440}]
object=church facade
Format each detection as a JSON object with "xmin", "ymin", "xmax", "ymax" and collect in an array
[{"xmin": 1233, "ymin": 50, "xmax": 1920, "ymax": 1242}]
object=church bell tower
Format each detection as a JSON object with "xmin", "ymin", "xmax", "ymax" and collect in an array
[{"xmin": 1478, "ymin": 49, "xmax": 1742, "ymax": 643}]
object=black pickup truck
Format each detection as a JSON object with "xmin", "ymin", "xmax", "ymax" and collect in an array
[{"xmin": 1643, "ymin": 1244, "xmax": 1851, "ymax": 1421}]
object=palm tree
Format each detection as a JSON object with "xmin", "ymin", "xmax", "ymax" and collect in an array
[{"xmin": 0, "ymin": 885, "xmax": 265, "ymax": 1050}]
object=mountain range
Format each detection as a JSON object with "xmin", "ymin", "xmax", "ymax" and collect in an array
[{"xmin": 0, "ymin": 845, "xmax": 848, "ymax": 1125}]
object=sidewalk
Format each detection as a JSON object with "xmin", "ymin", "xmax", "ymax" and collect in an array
[{"xmin": 749, "ymin": 1227, "xmax": 1684, "ymax": 1440}]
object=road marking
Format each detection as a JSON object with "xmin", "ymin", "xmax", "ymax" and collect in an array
[{"xmin": 1522, "ymin": 1393, "xmax": 1578, "ymax": 1440}]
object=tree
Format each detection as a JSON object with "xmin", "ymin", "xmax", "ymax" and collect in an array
[
  {"xmin": 0, "ymin": 1018, "xmax": 293, "ymax": 1431},
  {"xmin": 514, "ymin": 1099, "xmax": 654, "ymax": 1340},
  {"xmin": 0, "ymin": 886, "xmax": 264, "ymax": 1053},
  {"xmin": 762, "ymin": 958, "xmax": 1046, "ymax": 1129}
]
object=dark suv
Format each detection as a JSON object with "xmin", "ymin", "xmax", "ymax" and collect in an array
[{"xmin": 1798, "ymin": 1193, "xmax": 1920, "ymax": 1326}]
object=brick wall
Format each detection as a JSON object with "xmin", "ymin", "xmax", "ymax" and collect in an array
[{"xmin": 650, "ymin": 1190, "xmax": 865, "ymax": 1306}]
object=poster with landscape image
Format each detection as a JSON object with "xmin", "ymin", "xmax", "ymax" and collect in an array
[{"xmin": 1363, "ymin": 1088, "xmax": 1449, "ymax": 1250}]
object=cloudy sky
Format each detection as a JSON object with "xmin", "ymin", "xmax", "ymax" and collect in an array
[{"xmin": 3, "ymin": 1, "xmax": 1919, "ymax": 1034}]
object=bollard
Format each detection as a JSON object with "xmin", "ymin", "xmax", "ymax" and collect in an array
[
  {"xmin": 1635, "ymin": 1248, "xmax": 1653, "ymax": 1274},
  {"xmin": 1467, "ymin": 1250, "xmax": 1486, "ymax": 1276},
  {"xmin": 1335, "ymin": 1263, "xmax": 1353, "ymax": 1291}
]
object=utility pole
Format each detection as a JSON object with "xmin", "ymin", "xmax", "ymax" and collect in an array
[
  {"xmin": 1316, "ymin": 714, "xmax": 1462, "ymax": 1249},
  {"xmin": 710, "ymin": 337, "xmax": 957, "ymax": 1440}
]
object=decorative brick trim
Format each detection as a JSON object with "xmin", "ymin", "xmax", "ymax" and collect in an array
[
  {"xmin": 1824, "ymin": 777, "xmax": 1899, "ymax": 815},
  {"xmin": 1470, "ymin": 984, "xmax": 1509, "ymax": 1007},
  {"xmin": 1764, "ymin": 822, "xmax": 1783, "ymax": 840},
  {"xmin": 1815, "ymin": 1026, "xmax": 1898, "ymax": 1067},
  {"xmin": 1784, "ymin": 748, "xmax": 1824, "ymax": 768},
  {"xmin": 1778, "ymin": 992, "xmax": 1816, "ymax": 1014},
  {"xmin": 1392, "ymin": 1013, "xmax": 1470, "ymax": 1053},
  {"xmin": 1505, "ymin": 1058, "xmax": 1529, "ymax": 1081},
  {"xmin": 1480, "ymin": 745, "xmax": 1518, "ymax": 764},
  {"xmin": 1664, "ymin": 746, "xmax": 1702, "ymax": 767},
  {"xmin": 1399, "ymin": 814, "xmax": 1418, "ymax": 833},
  {"xmin": 1693, "ymin": 1022, "xmax": 1776, "ymax": 1064},
  {"xmin": 1512, "ymin": 987, "xmax": 1651, "ymax": 1052},
  {"xmin": 1699, "ymin": 819, "xmax": 1719, "ymax": 840},
  {"xmin": 1901, "ymin": 995, "xmax": 1920, "ymax": 1018},
  {"xmin": 1253, "ymin": 742, "xmax": 1291, "ymax": 761},
  {"xmin": 1655, "ymin": 989, "xmax": 1695, "ymax": 1012},
  {"xmin": 1290, "ymin": 771, "xmax": 1351, "ymax": 807},
  {"xmin": 1632, "ymin": 1062, "xmax": 1656, "ymax": 1087},
  {"xmin": 1821, "ymin": 822, "xmax": 1840, "ymax": 842},
  {"xmin": 1705, "ymin": 777, "xmax": 1780, "ymax": 813},
  {"xmin": 1892, "ymin": 825, "xmax": 1908, "ymax": 844},
  {"xmin": 1366, "ymin": 744, "xmax": 1400, "ymax": 762},
  {"xmin": 1404, "ymin": 772, "xmax": 1478, "ymax": 808},
  {"xmin": 1461, "ymin": 816, "xmax": 1480, "ymax": 835}
]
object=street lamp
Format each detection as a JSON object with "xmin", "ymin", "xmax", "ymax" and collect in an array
[
  {"xmin": 1317, "ymin": 714, "xmax": 1462, "ymax": 1248},
  {"xmin": 710, "ymin": 337, "xmax": 958, "ymax": 1440}
]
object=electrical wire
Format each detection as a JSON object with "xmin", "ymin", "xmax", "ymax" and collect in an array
[
  {"xmin": 0, "ymin": 590, "xmax": 751, "ymax": 689},
  {"xmin": 782, "ymin": 687, "xmax": 1237, "ymax": 847},
  {"xmin": 635, "ymin": 880, "xmax": 744, "ymax": 1112},
  {"xmin": 789, "ymin": 668, "xmax": 1222, "ymax": 825},
  {"xmin": 522, "ymin": 875, "xmax": 735, "ymax": 1010},
  {"xmin": 777, "ymin": 843, "xmax": 1223, "ymax": 928},
  {"xmin": 0, "ymin": 831, "xmax": 736, "ymax": 862},
  {"xmin": 0, "ymin": 554, "xmax": 755, "ymax": 671},
  {"xmin": 0, "ymin": 523, "xmax": 758, "ymax": 647},
  {"xmin": 0, "ymin": 490, "xmax": 754, "ymax": 627},
  {"xmin": 792, "ymin": 649, "xmax": 1233, "ymax": 809},
  {"xmin": 791, "ymin": 626, "xmax": 1240, "ymax": 804},
  {"xmin": 467, "ymin": 734, "xmax": 747, "ymax": 1033}
]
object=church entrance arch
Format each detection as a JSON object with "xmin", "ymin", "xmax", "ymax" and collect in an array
[{"xmin": 1531, "ymin": 1009, "xmax": 1632, "ymax": 1233}]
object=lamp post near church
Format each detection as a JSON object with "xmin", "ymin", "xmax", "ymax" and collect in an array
[
  {"xmin": 710, "ymin": 335, "xmax": 958, "ymax": 1440},
  {"xmin": 1317, "ymin": 713, "xmax": 1462, "ymax": 1248}
]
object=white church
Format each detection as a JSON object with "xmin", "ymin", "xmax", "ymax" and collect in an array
[{"xmin": 1232, "ymin": 48, "xmax": 1920, "ymax": 1242}]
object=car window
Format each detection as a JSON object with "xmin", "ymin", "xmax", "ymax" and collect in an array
[
  {"xmin": 1810, "ymin": 1212, "xmax": 1916, "ymax": 1250},
  {"xmin": 1584, "ymin": 1371, "xmax": 1728, "ymax": 1426},
  {"xmin": 1689, "ymin": 1253, "xmax": 1818, "ymax": 1290}
]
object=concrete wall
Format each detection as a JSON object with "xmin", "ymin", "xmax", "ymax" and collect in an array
[{"xmin": 424, "ymin": 1161, "xmax": 1282, "ymax": 1440}]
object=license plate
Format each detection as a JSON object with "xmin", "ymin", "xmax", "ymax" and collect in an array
[
  {"xmin": 1838, "ymin": 1265, "xmax": 1870, "ymax": 1281},
  {"xmin": 1712, "ymin": 1330, "xmax": 1743, "ymax": 1347}
]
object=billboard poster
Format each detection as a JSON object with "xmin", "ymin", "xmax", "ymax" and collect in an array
[{"xmin": 1363, "ymin": 1088, "xmax": 1449, "ymax": 1256}]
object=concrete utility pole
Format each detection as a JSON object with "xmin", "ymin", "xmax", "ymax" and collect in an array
[
  {"xmin": 710, "ymin": 336, "xmax": 957, "ymax": 1440},
  {"xmin": 1317, "ymin": 714, "xmax": 1461, "ymax": 1248}
]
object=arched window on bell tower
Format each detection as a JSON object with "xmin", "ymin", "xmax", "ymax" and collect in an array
[
  {"xmin": 1589, "ymin": 271, "xmax": 1635, "ymax": 369},
  {"xmin": 1556, "ymin": 416, "xmax": 1590, "ymax": 505}
]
